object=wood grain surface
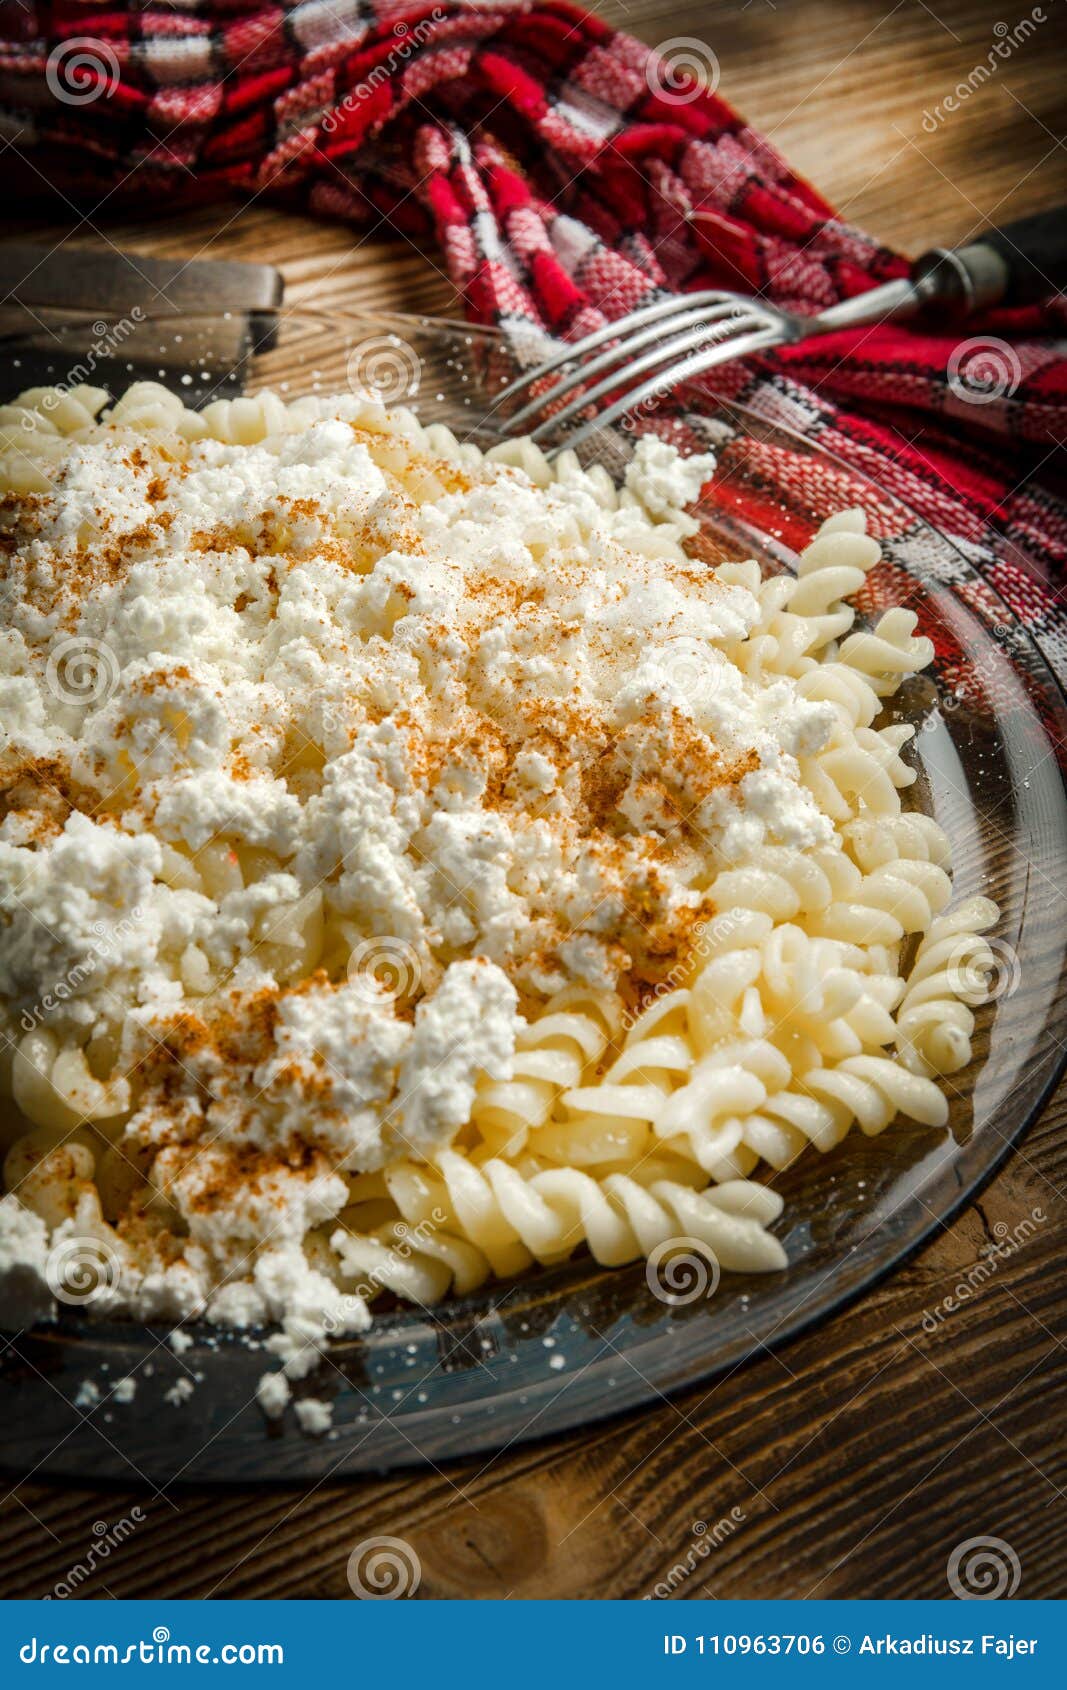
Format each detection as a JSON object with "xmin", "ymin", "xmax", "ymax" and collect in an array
[{"xmin": 2, "ymin": 0, "xmax": 1066, "ymax": 1601}]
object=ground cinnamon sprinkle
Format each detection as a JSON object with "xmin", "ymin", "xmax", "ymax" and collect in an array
[{"xmin": 0, "ymin": 755, "xmax": 106, "ymax": 844}]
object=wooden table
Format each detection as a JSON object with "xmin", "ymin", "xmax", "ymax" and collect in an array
[{"xmin": 2, "ymin": 0, "xmax": 1066, "ymax": 1600}]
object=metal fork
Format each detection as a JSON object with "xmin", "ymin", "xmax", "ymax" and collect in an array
[{"xmin": 495, "ymin": 206, "xmax": 1067, "ymax": 453}]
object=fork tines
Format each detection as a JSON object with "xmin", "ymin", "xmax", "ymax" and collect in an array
[{"xmin": 494, "ymin": 289, "xmax": 784, "ymax": 451}]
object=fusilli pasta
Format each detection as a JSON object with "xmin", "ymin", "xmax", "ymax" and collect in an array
[{"xmin": 0, "ymin": 379, "xmax": 1001, "ymax": 1336}]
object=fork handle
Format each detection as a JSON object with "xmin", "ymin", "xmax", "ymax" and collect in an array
[{"xmin": 914, "ymin": 205, "xmax": 1067, "ymax": 313}]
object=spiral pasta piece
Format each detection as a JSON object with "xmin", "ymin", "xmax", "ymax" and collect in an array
[
  {"xmin": 837, "ymin": 607, "xmax": 935, "ymax": 696},
  {"xmin": 785, "ymin": 525, "xmax": 882, "ymax": 649},
  {"xmin": 653, "ymin": 1038, "xmax": 787, "ymax": 1177},
  {"xmin": 730, "ymin": 1086, "xmax": 847, "ymax": 1171},
  {"xmin": 198, "ymin": 392, "xmax": 292, "ymax": 445},
  {"xmin": 844, "ymin": 813, "xmax": 952, "ymax": 873},
  {"xmin": 4, "ymin": 1130, "xmax": 99, "ymax": 1227},
  {"xmin": 1, "ymin": 383, "xmax": 109, "ymax": 437},
  {"xmin": 807, "ymin": 852, "xmax": 954, "ymax": 951},
  {"xmin": 472, "ymin": 987, "xmax": 621, "ymax": 1157},
  {"xmin": 802, "ymin": 1054, "xmax": 950, "ymax": 1135},
  {"xmin": 796, "ymin": 662, "xmax": 883, "ymax": 730},
  {"xmin": 894, "ymin": 896, "xmax": 999, "ymax": 1075},
  {"xmin": 104, "ymin": 381, "xmax": 207, "ymax": 437},
  {"xmin": 12, "ymin": 1032, "xmax": 129, "ymax": 1132},
  {"xmin": 374, "ymin": 1150, "xmax": 787, "ymax": 1287}
]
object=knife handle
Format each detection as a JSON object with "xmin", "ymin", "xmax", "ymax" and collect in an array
[
  {"xmin": 913, "ymin": 205, "xmax": 1067, "ymax": 313},
  {"xmin": 983, "ymin": 206, "xmax": 1067, "ymax": 304}
]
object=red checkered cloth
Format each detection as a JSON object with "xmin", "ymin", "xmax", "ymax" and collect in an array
[{"xmin": 4, "ymin": 0, "xmax": 1067, "ymax": 679}]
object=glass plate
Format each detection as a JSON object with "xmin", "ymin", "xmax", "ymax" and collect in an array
[{"xmin": 2, "ymin": 307, "xmax": 1065, "ymax": 1484}]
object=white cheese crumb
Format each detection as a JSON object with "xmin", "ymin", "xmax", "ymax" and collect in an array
[
  {"xmin": 294, "ymin": 1397, "xmax": 333, "ymax": 1436},
  {"xmin": 395, "ymin": 960, "xmax": 518, "ymax": 1155},
  {"xmin": 623, "ymin": 436, "xmax": 716, "ymax": 531},
  {"xmin": 256, "ymin": 1371, "xmax": 291, "ymax": 1419},
  {"xmin": 0, "ymin": 1197, "xmax": 55, "ymax": 1326}
]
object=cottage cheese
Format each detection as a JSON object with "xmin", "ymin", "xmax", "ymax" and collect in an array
[
  {"xmin": 0, "ymin": 395, "xmax": 836, "ymax": 1339},
  {"xmin": 293, "ymin": 1396, "xmax": 333, "ymax": 1436}
]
